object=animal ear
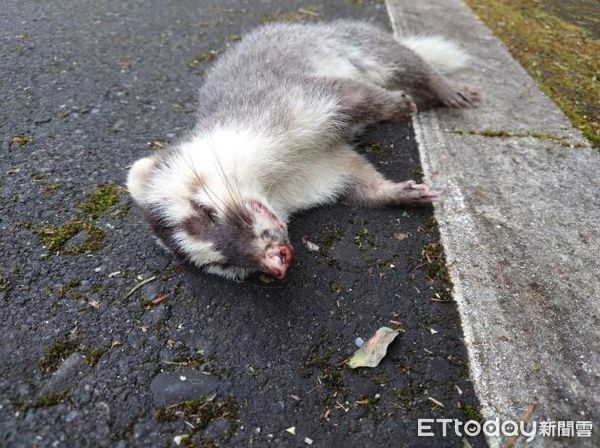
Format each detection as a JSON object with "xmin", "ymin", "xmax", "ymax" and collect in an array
[{"xmin": 127, "ymin": 157, "xmax": 155, "ymax": 202}]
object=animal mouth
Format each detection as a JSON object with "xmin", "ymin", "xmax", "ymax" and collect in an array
[{"xmin": 263, "ymin": 244, "xmax": 295, "ymax": 279}]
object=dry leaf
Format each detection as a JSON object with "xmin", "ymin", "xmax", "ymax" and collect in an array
[
  {"xmin": 348, "ymin": 327, "xmax": 399, "ymax": 368},
  {"xmin": 151, "ymin": 294, "xmax": 168, "ymax": 305},
  {"xmin": 301, "ymin": 237, "xmax": 320, "ymax": 252},
  {"xmin": 12, "ymin": 134, "xmax": 32, "ymax": 146}
]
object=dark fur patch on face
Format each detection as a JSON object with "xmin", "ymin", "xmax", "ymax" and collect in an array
[
  {"xmin": 182, "ymin": 200, "xmax": 217, "ymax": 238},
  {"xmin": 181, "ymin": 200, "xmax": 259, "ymax": 269},
  {"xmin": 141, "ymin": 206, "xmax": 186, "ymax": 259},
  {"xmin": 182, "ymin": 216, "xmax": 209, "ymax": 238},
  {"xmin": 210, "ymin": 206, "xmax": 258, "ymax": 268}
]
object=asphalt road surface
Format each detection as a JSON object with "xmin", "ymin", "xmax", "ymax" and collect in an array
[{"xmin": 1, "ymin": 1, "xmax": 486, "ymax": 447}]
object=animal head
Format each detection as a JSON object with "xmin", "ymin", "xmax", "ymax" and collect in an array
[{"xmin": 126, "ymin": 150, "xmax": 294, "ymax": 281}]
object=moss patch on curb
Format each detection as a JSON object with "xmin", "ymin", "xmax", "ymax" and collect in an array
[
  {"xmin": 448, "ymin": 128, "xmax": 583, "ymax": 147},
  {"xmin": 465, "ymin": 0, "xmax": 599, "ymax": 147}
]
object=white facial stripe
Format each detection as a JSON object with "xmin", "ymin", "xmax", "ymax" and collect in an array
[
  {"xmin": 172, "ymin": 230, "xmax": 225, "ymax": 266},
  {"xmin": 204, "ymin": 264, "xmax": 253, "ymax": 281}
]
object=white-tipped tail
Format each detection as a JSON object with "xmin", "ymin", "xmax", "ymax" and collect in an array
[{"xmin": 400, "ymin": 35, "xmax": 470, "ymax": 75}]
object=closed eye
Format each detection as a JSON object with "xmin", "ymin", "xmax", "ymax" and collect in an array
[{"xmin": 191, "ymin": 199, "xmax": 217, "ymax": 223}]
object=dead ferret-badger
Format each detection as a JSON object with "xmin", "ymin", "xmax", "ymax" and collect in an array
[{"xmin": 127, "ymin": 20, "xmax": 481, "ymax": 281}]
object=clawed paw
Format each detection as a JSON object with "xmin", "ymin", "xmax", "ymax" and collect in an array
[
  {"xmin": 395, "ymin": 180, "xmax": 441, "ymax": 204},
  {"xmin": 443, "ymin": 85, "xmax": 482, "ymax": 108}
]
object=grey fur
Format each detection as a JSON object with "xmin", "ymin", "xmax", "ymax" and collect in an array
[
  {"xmin": 128, "ymin": 20, "xmax": 481, "ymax": 280},
  {"xmin": 193, "ymin": 20, "xmax": 477, "ymax": 135}
]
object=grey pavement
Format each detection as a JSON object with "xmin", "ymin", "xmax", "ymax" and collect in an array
[
  {"xmin": 1, "ymin": 1, "xmax": 485, "ymax": 448},
  {"xmin": 387, "ymin": 0, "xmax": 599, "ymax": 446}
]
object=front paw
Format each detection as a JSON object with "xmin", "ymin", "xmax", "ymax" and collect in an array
[{"xmin": 393, "ymin": 180, "xmax": 441, "ymax": 204}]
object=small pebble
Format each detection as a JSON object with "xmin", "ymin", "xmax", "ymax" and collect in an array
[{"xmin": 354, "ymin": 337, "xmax": 364, "ymax": 348}]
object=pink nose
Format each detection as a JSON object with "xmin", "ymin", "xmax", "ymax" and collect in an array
[{"xmin": 264, "ymin": 244, "xmax": 295, "ymax": 279}]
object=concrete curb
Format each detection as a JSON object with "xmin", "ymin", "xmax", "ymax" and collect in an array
[{"xmin": 385, "ymin": 0, "xmax": 599, "ymax": 446}]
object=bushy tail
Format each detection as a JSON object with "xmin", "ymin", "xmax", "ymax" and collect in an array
[{"xmin": 399, "ymin": 35, "xmax": 470, "ymax": 75}]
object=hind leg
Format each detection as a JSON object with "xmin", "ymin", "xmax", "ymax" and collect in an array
[
  {"xmin": 379, "ymin": 45, "xmax": 481, "ymax": 109},
  {"xmin": 332, "ymin": 23, "xmax": 482, "ymax": 109},
  {"xmin": 406, "ymin": 73, "xmax": 482, "ymax": 109},
  {"xmin": 321, "ymin": 78, "xmax": 417, "ymax": 136}
]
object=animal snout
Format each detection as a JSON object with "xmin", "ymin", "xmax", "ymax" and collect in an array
[{"xmin": 263, "ymin": 244, "xmax": 295, "ymax": 279}]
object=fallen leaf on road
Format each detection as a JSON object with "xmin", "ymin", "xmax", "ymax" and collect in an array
[
  {"xmin": 301, "ymin": 237, "xmax": 320, "ymax": 252},
  {"xmin": 348, "ymin": 327, "xmax": 399, "ymax": 368},
  {"xmin": 151, "ymin": 294, "xmax": 168, "ymax": 305},
  {"xmin": 12, "ymin": 134, "xmax": 32, "ymax": 146}
]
